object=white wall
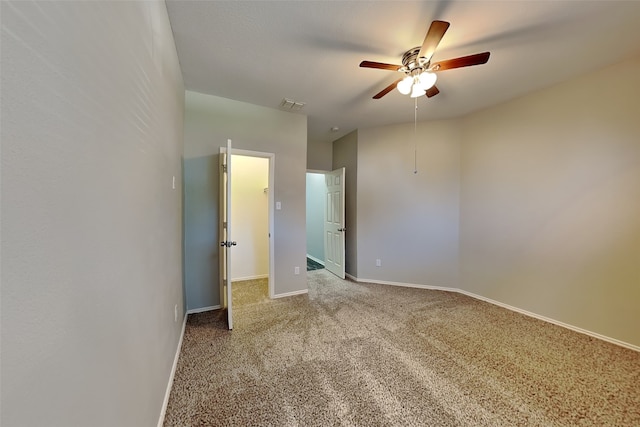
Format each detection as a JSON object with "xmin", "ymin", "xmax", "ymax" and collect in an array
[
  {"xmin": 460, "ymin": 56, "xmax": 640, "ymax": 346},
  {"xmin": 231, "ymin": 155, "xmax": 269, "ymax": 281},
  {"xmin": 356, "ymin": 120, "xmax": 461, "ymax": 286},
  {"xmin": 1, "ymin": 1, "xmax": 185, "ymax": 426},
  {"xmin": 183, "ymin": 90, "xmax": 307, "ymax": 308},
  {"xmin": 306, "ymin": 173, "xmax": 326, "ymax": 262}
]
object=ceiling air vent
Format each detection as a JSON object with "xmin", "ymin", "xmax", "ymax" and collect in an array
[{"xmin": 279, "ymin": 98, "xmax": 305, "ymax": 111}]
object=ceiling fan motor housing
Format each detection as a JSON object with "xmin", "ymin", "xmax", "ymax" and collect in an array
[{"xmin": 401, "ymin": 47, "xmax": 429, "ymax": 75}]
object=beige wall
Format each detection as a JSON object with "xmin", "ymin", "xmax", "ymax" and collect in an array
[
  {"xmin": 349, "ymin": 57, "xmax": 639, "ymax": 347},
  {"xmin": 1, "ymin": 1, "xmax": 185, "ymax": 425},
  {"xmin": 231, "ymin": 156, "xmax": 269, "ymax": 281},
  {"xmin": 357, "ymin": 120, "xmax": 461, "ymax": 286},
  {"xmin": 460, "ymin": 56, "xmax": 640, "ymax": 346}
]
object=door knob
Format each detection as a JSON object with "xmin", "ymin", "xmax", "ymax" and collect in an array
[{"xmin": 338, "ymin": 228, "xmax": 346, "ymax": 232}]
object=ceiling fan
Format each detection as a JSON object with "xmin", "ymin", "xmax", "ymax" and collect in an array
[{"xmin": 360, "ymin": 20, "xmax": 490, "ymax": 99}]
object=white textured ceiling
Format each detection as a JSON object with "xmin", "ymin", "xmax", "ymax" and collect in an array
[{"xmin": 165, "ymin": 1, "xmax": 640, "ymax": 146}]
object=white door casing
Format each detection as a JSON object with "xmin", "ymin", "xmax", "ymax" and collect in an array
[{"xmin": 324, "ymin": 167, "xmax": 345, "ymax": 279}]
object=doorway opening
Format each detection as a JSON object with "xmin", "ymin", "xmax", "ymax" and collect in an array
[
  {"xmin": 306, "ymin": 168, "xmax": 345, "ymax": 279},
  {"xmin": 229, "ymin": 152, "xmax": 274, "ymax": 310},
  {"xmin": 306, "ymin": 171, "xmax": 326, "ymax": 271}
]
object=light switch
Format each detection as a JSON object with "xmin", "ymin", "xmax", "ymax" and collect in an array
[{"xmin": 276, "ymin": 201, "xmax": 281, "ymax": 210}]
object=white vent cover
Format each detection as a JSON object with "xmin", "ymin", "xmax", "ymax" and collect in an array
[{"xmin": 280, "ymin": 98, "xmax": 305, "ymax": 110}]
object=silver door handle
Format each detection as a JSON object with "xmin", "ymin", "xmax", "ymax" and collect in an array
[
  {"xmin": 220, "ymin": 241, "xmax": 237, "ymax": 247},
  {"xmin": 338, "ymin": 228, "xmax": 346, "ymax": 232}
]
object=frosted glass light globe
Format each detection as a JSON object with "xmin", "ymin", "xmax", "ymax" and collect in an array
[
  {"xmin": 397, "ymin": 76, "xmax": 413, "ymax": 95},
  {"xmin": 418, "ymin": 71, "xmax": 437, "ymax": 90},
  {"xmin": 410, "ymin": 84, "xmax": 426, "ymax": 98}
]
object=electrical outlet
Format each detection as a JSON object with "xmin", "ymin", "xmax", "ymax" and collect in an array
[
  {"xmin": 376, "ymin": 259, "xmax": 381, "ymax": 267},
  {"xmin": 294, "ymin": 266, "xmax": 300, "ymax": 275},
  {"xmin": 174, "ymin": 304, "xmax": 178, "ymax": 322}
]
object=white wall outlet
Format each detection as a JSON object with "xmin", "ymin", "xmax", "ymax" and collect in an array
[
  {"xmin": 376, "ymin": 259, "xmax": 381, "ymax": 267},
  {"xmin": 174, "ymin": 304, "xmax": 178, "ymax": 322},
  {"xmin": 276, "ymin": 201, "xmax": 282, "ymax": 210},
  {"xmin": 294, "ymin": 266, "xmax": 300, "ymax": 275}
]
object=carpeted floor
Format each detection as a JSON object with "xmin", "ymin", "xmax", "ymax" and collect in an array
[
  {"xmin": 231, "ymin": 277, "xmax": 271, "ymax": 306},
  {"xmin": 164, "ymin": 270, "xmax": 640, "ymax": 426}
]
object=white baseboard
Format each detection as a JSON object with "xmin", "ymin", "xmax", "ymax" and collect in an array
[
  {"xmin": 349, "ymin": 275, "xmax": 640, "ymax": 353},
  {"xmin": 352, "ymin": 276, "xmax": 455, "ymax": 293},
  {"xmin": 157, "ymin": 312, "xmax": 187, "ymax": 427},
  {"xmin": 273, "ymin": 289, "xmax": 309, "ymax": 299},
  {"xmin": 187, "ymin": 305, "xmax": 221, "ymax": 314},
  {"xmin": 456, "ymin": 289, "xmax": 640, "ymax": 353},
  {"xmin": 306, "ymin": 254, "xmax": 325, "ymax": 266},
  {"xmin": 232, "ymin": 274, "xmax": 269, "ymax": 282}
]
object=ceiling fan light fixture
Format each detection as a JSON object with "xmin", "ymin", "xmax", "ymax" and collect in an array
[
  {"xmin": 417, "ymin": 71, "xmax": 437, "ymax": 90},
  {"xmin": 410, "ymin": 84, "xmax": 426, "ymax": 98},
  {"xmin": 397, "ymin": 76, "xmax": 413, "ymax": 95},
  {"xmin": 361, "ymin": 21, "xmax": 490, "ymax": 100}
]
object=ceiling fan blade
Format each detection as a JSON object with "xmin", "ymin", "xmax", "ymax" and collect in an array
[
  {"xmin": 373, "ymin": 79, "xmax": 402, "ymax": 99},
  {"xmin": 425, "ymin": 85, "xmax": 439, "ymax": 98},
  {"xmin": 419, "ymin": 20, "xmax": 450, "ymax": 61},
  {"xmin": 431, "ymin": 52, "xmax": 490, "ymax": 72},
  {"xmin": 360, "ymin": 61, "xmax": 402, "ymax": 71}
]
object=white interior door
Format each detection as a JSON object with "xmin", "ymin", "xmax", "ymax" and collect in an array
[
  {"xmin": 324, "ymin": 167, "xmax": 345, "ymax": 279},
  {"xmin": 219, "ymin": 139, "xmax": 234, "ymax": 330}
]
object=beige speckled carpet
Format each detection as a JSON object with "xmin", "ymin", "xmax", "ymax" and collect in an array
[{"xmin": 164, "ymin": 270, "xmax": 640, "ymax": 426}]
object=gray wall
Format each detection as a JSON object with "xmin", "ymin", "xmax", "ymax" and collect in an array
[
  {"xmin": 184, "ymin": 156, "xmax": 218, "ymax": 310},
  {"xmin": 1, "ymin": 2, "xmax": 185, "ymax": 426},
  {"xmin": 460, "ymin": 56, "xmax": 640, "ymax": 346},
  {"xmin": 306, "ymin": 173, "xmax": 326, "ymax": 261},
  {"xmin": 307, "ymin": 138, "xmax": 333, "ymax": 171},
  {"xmin": 183, "ymin": 90, "xmax": 307, "ymax": 309},
  {"xmin": 356, "ymin": 122, "xmax": 461, "ymax": 286},
  {"xmin": 333, "ymin": 131, "xmax": 359, "ymax": 277}
]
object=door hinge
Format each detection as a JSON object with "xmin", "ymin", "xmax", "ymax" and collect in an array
[
  {"xmin": 222, "ymin": 164, "xmax": 227, "ymax": 172},
  {"xmin": 223, "ymin": 221, "xmax": 227, "ymax": 229}
]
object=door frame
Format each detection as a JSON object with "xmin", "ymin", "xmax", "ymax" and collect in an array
[{"xmin": 221, "ymin": 147, "xmax": 275, "ymax": 299}]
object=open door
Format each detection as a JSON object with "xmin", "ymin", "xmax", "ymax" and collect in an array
[
  {"xmin": 219, "ymin": 139, "xmax": 234, "ymax": 330},
  {"xmin": 324, "ymin": 167, "xmax": 345, "ymax": 279}
]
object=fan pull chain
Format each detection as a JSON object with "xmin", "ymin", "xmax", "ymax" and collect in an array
[{"xmin": 414, "ymin": 97, "xmax": 418, "ymax": 174}]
